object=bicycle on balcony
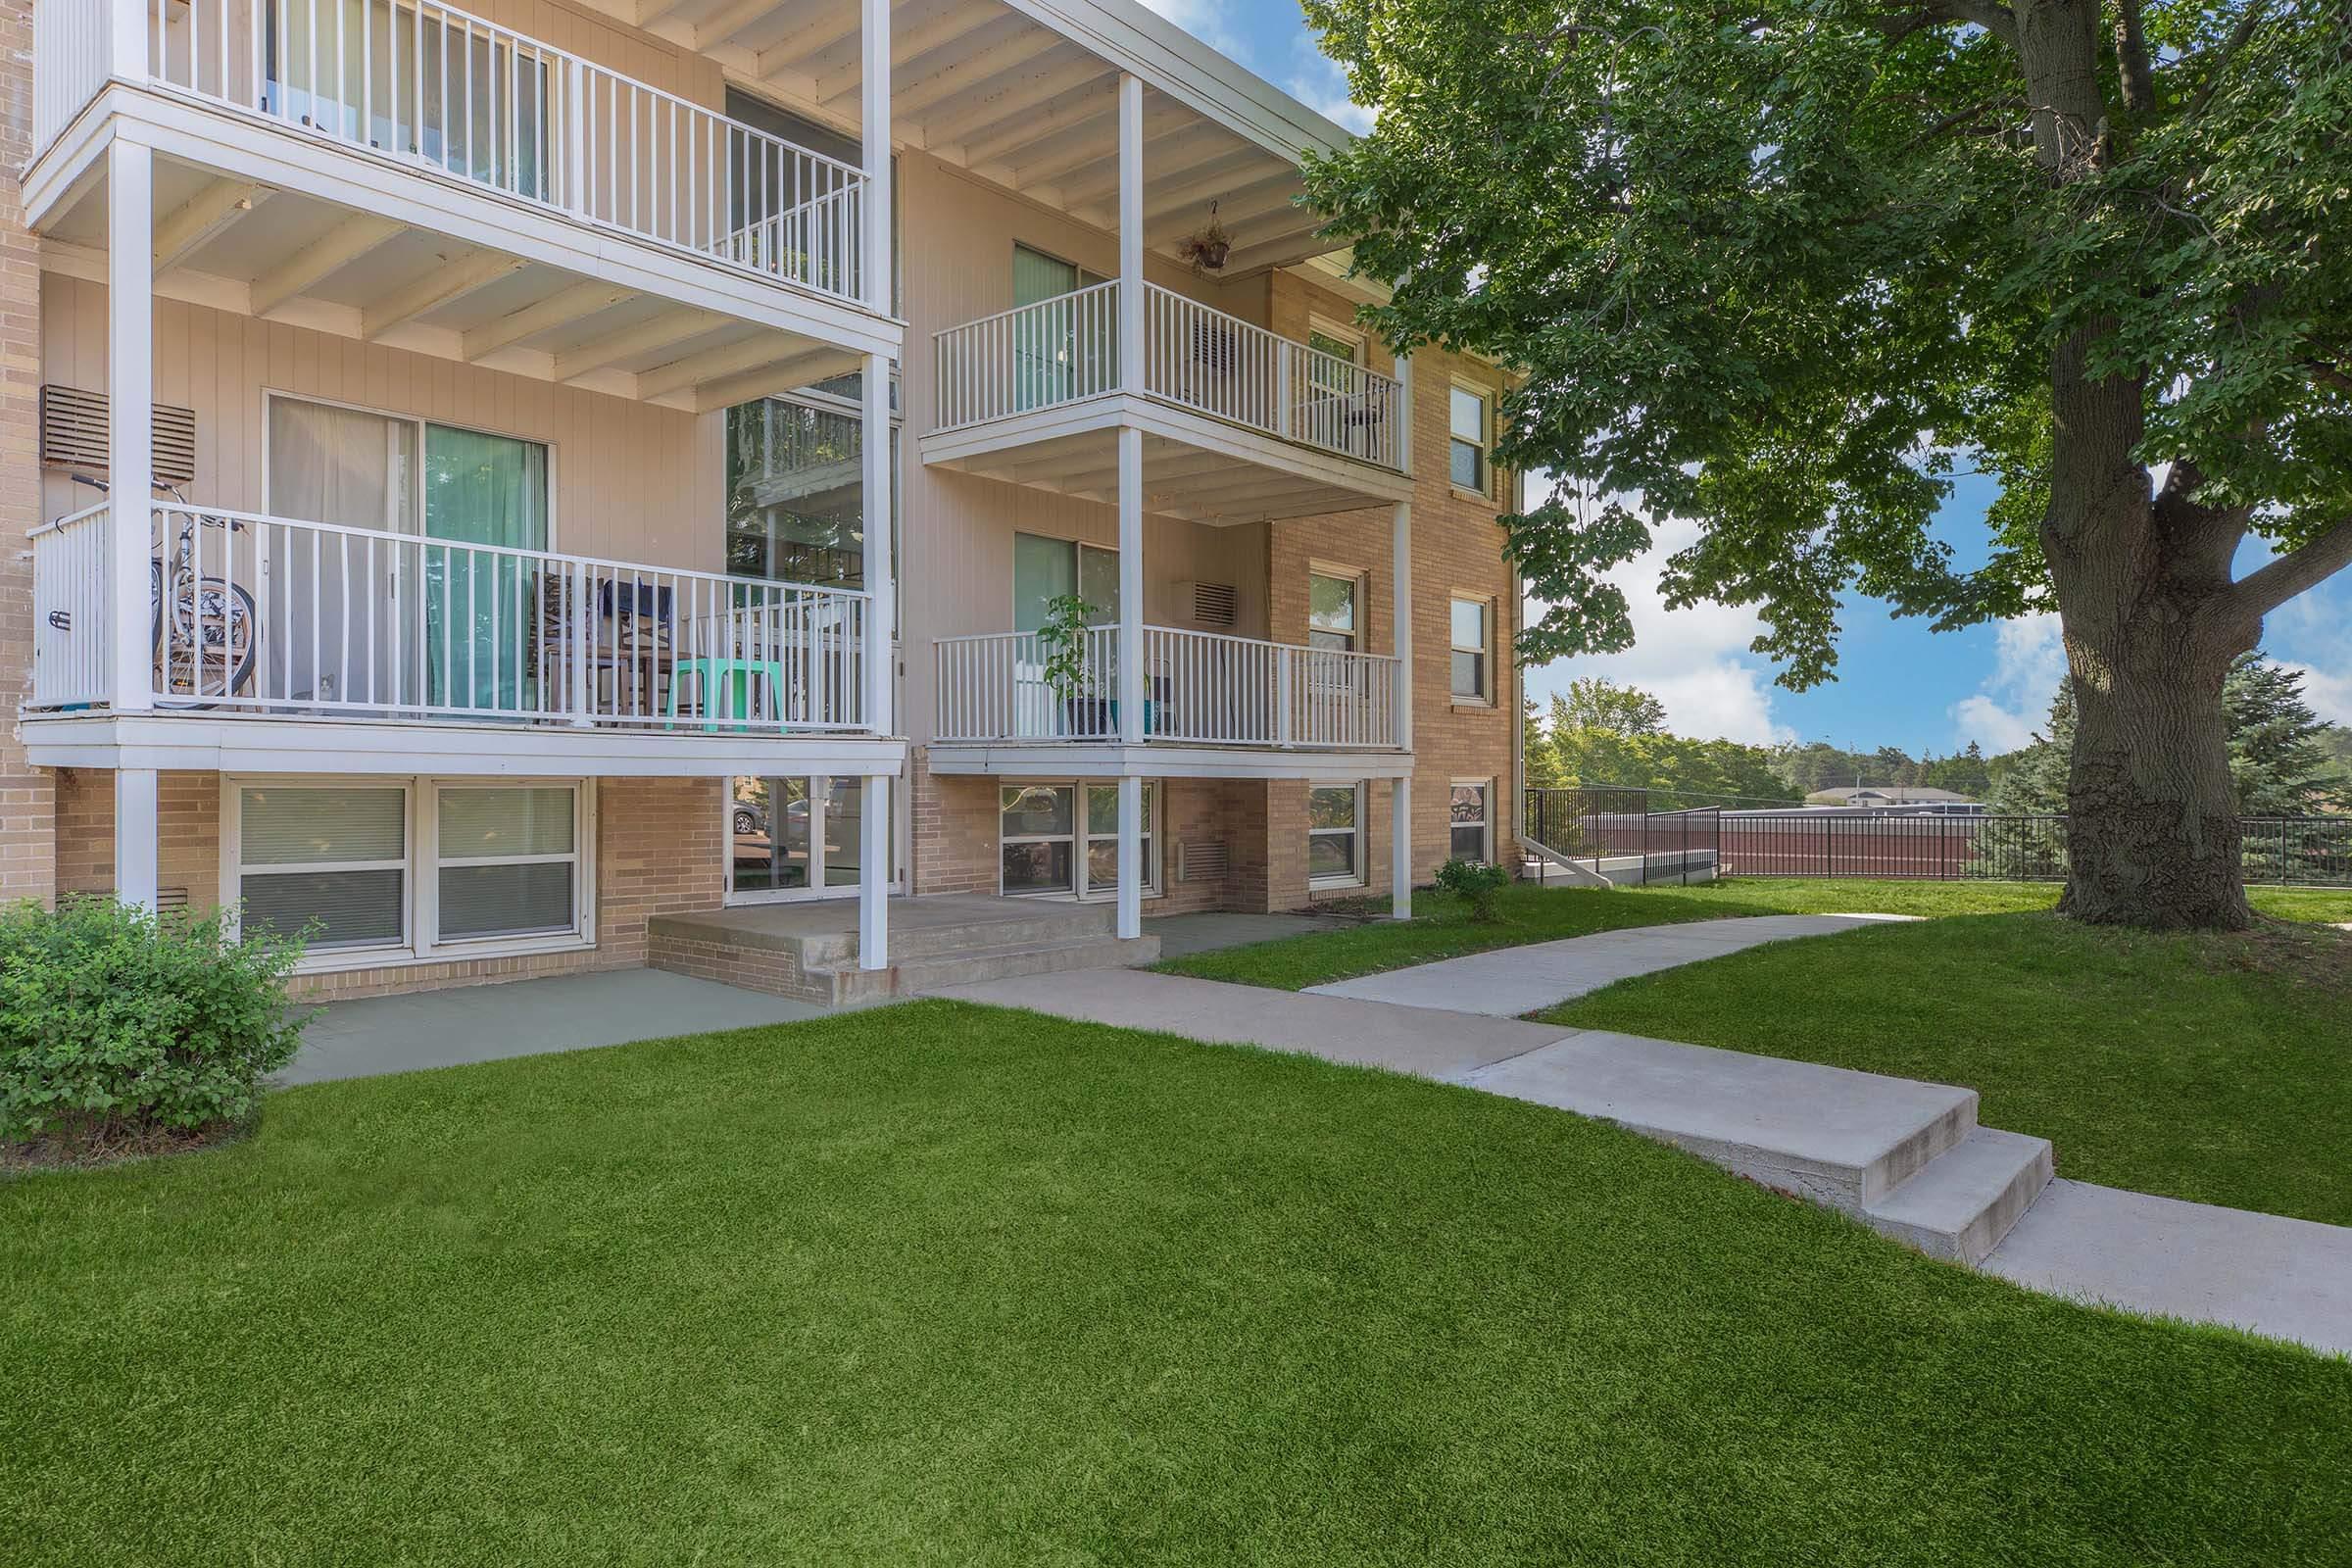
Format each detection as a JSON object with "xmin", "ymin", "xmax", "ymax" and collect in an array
[{"xmin": 67, "ymin": 475, "xmax": 259, "ymax": 708}]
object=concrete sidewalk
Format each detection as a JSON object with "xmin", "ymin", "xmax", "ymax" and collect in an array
[
  {"xmin": 931, "ymin": 965, "xmax": 2352, "ymax": 1357},
  {"xmin": 1305, "ymin": 913, "xmax": 1915, "ymax": 1016}
]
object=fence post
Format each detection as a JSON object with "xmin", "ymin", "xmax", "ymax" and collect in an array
[{"xmin": 564, "ymin": 58, "xmax": 588, "ymax": 219}]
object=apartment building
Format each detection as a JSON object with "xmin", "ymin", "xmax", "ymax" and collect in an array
[{"xmin": 5, "ymin": 0, "xmax": 1520, "ymax": 1005}]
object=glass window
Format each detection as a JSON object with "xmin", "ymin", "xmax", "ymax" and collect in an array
[
  {"xmin": 1307, "ymin": 572, "xmax": 1358, "ymax": 652},
  {"xmin": 1013, "ymin": 533, "xmax": 1119, "ymax": 632},
  {"xmin": 1004, "ymin": 782, "xmax": 1154, "ymax": 898},
  {"xmin": 1450, "ymin": 598, "xmax": 1490, "ymax": 701},
  {"xmin": 1002, "ymin": 785, "xmax": 1077, "ymax": 895},
  {"xmin": 1449, "ymin": 386, "xmax": 1488, "ymax": 493},
  {"xmin": 237, "ymin": 785, "xmax": 408, "ymax": 952},
  {"xmin": 725, "ymin": 397, "xmax": 867, "ymax": 591},
  {"xmin": 1307, "ymin": 327, "xmax": 1360, "ymax": 364},
  {"xmin": 1308, "ymin": 785, "xmax": 1363, "ymax": 884},
  {"xmin": 436, "ymin": 787, "xmax": 578, "ymax": 942},
  {"xmin": 1450, "ymin": 783, "xmax": 1492, "ymax": 863}
]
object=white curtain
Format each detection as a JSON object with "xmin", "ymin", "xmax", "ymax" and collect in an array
[{"xmin": 267, "ymin": 400, "xmax": 416, "ymax": 708}]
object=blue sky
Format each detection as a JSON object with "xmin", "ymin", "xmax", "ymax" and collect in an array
[{"xmin": 1143, "ymin": 0, "xmax": 2352, "ymax": 756}]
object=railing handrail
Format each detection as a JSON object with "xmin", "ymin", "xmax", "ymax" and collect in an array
[
  {"xmin": 141, "ymin": 502, "xmax": 866, "ymax": 603},
  {"xmin": 939, "ymin": 622, "xmax": 1400, "ymax": 664},
  {"xmin": 27, "ymin": 501, "xmax": 112, "ymax": 539},
  {"xmin": 568, "ymin": 56, "xmax": 863, "ymax": 189},
  {"xmin": 930, "ymin": 277, "xmax": 1122, "ymax": 342}
]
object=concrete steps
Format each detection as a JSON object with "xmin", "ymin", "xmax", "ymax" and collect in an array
[
  {"xmin": 650, "ymin": 895, "xmax": 1154, "ymax": 1006},
  {"xmin": 1459, "ymin": 1029, "xmax": 2050, "ymax": 1261}
]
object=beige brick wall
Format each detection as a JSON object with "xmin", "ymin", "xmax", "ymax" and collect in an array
[
  {"xmin": 0, "ymin": 1, "xmax": 51, "ymax": 908},
  {"xmin": 49, "ymin": 772, "xmax": 725, "ymax": 1001}
]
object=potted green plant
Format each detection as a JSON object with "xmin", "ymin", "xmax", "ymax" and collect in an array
[
  {"xmin": 1177, "ymin": 203, "xmax": 1233, "ymax": 274},
  {"xmin": 1037, "ymin": 593, "xmax": 1109, "ymax": 736}
]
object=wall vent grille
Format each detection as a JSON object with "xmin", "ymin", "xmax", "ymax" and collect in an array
[
  {"xmin": 1179, "ymin": 841, "xmax": 1230, "ymax": 883},
  {"xmin": 41, "ymin": 386, "xmax": 198, "ymax": 485},
  {"xmin": 1190, "ymin": 581, "xmax": 1238, "ymax": 628}
]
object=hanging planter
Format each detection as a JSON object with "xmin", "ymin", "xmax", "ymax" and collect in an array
[{"xmin": 1177, "ymin": 202, "xmax": 1233, "ymax": 274}]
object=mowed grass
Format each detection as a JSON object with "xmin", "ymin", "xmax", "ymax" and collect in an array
[
  {"xmin": 4, "ymin": 1001, "xmax": 2349, "ymax": 1564},
  {"xmin": 1152, "ymin": 875, "xmax": 2352, "ymax": 990},
  {"xmin": 1545, "ymin": 914, "xmax": 2352, "ymax": 1226}
]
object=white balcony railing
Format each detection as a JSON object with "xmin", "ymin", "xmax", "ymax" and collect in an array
[
  {"xmin": 933, "ymin": 281, "xmax": 1406, "ymax": 470},
  {"xmin": 41, "ymin": 0, "xmax": 868, "ymax": 305},
  {"xmin": 30, "ymin": 502, "xmax": 874, "ymax": 734},
  {"xmin": 934, "ymin": 625, "xmax": 1401, "ymax": 750}
]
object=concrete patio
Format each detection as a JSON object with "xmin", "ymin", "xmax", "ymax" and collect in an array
[{"xmin": 283, "ymin": 970, "xmax": 828, "ymax": 1086}]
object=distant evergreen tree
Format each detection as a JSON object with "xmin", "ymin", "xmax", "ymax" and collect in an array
[{"xmin": 1523, "ymin": 698, "xmax": 1564, "ymax": 789}]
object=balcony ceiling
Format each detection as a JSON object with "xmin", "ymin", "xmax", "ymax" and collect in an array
[
  {"xmin": 609, "ymin": 0, "xmax": 1347, "ymax": 277},
  {"xmin": 39, "ymin": 152, "xmax": 858, "ymax": 413},
  {"xmin": 931, "ymin": 424, "xmax": 1395, "ymax": 527}
]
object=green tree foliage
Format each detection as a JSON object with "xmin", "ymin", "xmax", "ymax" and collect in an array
[
  {"xmin": 1550, "ymin": 677, "xmax": 1668, "ymax": 737},
  {"xmin": 1301, "ymin": 0, "xmax": 2352, "ymax": 927},
  {"xmin": 1531, "ymin": 682, "xmax": 1798, "ymax": 802},
  {"xmin": 1993, "ymin": 655, "xmax": 2347, "ymax": 815},
  {"xmin": 1523, "ymin": 698, "xmax": 1565, "ymax": 787}
]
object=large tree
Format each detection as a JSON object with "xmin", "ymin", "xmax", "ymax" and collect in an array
[{"xmin": 1301, "ymin": 0, "xmax": 2352, "ymax": 928}]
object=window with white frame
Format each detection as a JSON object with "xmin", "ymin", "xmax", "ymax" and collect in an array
[
  {"xmin": 1307, "ymin": 571, "xmax": 1359, "ymax": 652},
  {"xmin": 435, "ymin": 785, "xmax": 581, "ymax": 943},
  {"xmin": 236, "ymin": 785, "xmax": 410, "ymax": 953},
  {"xmin": 1002, "ymin": 782, "xmax": 1156, "ymax": 899},
  {"xmin": 231, "ymin": 778, "xmax": 591, "ymax": 963},
  {"xmin": 1449, "ymin": 385, "xmax": 1489, "ymax": 494},
  {"xmin": 1307, "ymin": 784, "xmax": 1366, "ymax": 885},
  {"xmin": 1450, "ymin": 597, "xmax": 1492, "ymax": 702},
  {"xmin": 1450, "ymin": 782, "xmax": 1494, "ymax": 863}
]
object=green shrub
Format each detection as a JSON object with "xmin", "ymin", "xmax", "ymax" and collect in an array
[
  {"xmin": 1434, "ymin": 858, "xmax": 1512, "ymax": 922},
  {"xmin": 1, "ymin": 898, "xmax": 309, "ymax": 1145}
]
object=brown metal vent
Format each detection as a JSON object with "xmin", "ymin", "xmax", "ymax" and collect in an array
[
  {"xmin": 1179, "ymin": 841, "xmax": 1230, "ymax": 883},
  {"xmin": 41, "ymin": 386, "xmax": 198, "ymax": 485},
  {"xmin": 1190, "ymin": 581, "xmax": 1238, "ymax": 628}
]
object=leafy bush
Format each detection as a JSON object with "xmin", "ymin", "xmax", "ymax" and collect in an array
[
  {"xmin": 1, "ymin": 898, "xmax": 309, "ymax": 1145},
  {"xmin": 1434, "ymin": 858, "xmax": 1512, "ymax": 922}
]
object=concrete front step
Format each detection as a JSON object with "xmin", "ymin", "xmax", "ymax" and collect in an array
[
  {"xmin": 1459, "ymin": 1030, "xmax": 1980, "ymax": 1211},
  {"xmin": 835, "ymin": 933, "xmax": 1161, "ymax": 1004},
  {"xmin": 786, "ymin": 901, "xmax": 1117, "ymax": 968},
  {"xmin": 1863, "ymin": 1127, "xmax": 2055, "ymax": 1264}
]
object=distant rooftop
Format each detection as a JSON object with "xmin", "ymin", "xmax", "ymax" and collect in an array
[{"xmin": 1804, "ymin": 786, "xmax": 1981, "ymax": 807}]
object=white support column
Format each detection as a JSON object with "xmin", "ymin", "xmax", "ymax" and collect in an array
[
  {"xmin": 115, "ymin": 769, "xmax": 160, "ymax": 911},
  {"xmin": 859, "ymin": 772, "xmax": 893, "ymax": 970},
  {"xmin": 1116, "ymin": 775, "xmax": 1142, "ymax": 940},
  {"xmin": 859, "ymin": 347, "xmax": 894, "ymax": 972},
  {"xmin": 1390, "ymin": 491, "xmax": 1414, "ymax": 920},
  {"xmin": 1116, "ymin": 426, "xmax": 1143, "ymax": 743},
  {"xmin": 109, "ymin": 137, "xmax": 155, "ymax": 720},
  {"xmin": 1390, "ymin": 778, "xmax": 1412, "ymax": 921},
  {"xmin": 1116, "ymin": 74, "xmax": 1144, "ymax": 394},
  {"xmin": 860, "ymin": 0, "xmax": 894, "ymax": 317},
  {"xmin": 1395, "ymin": 351, "xmax": 1414, "ymax": 474}
]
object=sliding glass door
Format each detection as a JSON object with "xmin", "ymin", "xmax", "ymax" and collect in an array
[
  {"xmin": 728, "ymin": 775, "xmax": 883, "ymax": 902},
  {"xmin": 267, "ymin": 397, "xmax": 549, "ymax": 717}
]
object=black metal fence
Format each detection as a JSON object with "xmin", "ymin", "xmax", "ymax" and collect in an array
[
  {"xmin": 1524, "ymin": 788, "xmax": 2352, "ymax": 886},
  {"xmin": 1521, "ymin": 787, "xmax": 1723, "ymax": 886}
]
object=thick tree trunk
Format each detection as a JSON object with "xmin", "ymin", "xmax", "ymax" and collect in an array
[{"xmin": 2056, "ymin": 620, "xmax": 2252, "ymax": 929}]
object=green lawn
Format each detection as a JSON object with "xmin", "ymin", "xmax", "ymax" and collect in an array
[
  {"xmin": 3, "ymin": 1003, "xmax": 2348, "ymax": 1563},
  {"xmin": 1152, "ymin": 876, "xmax": 2352, "ymax": 990},
  {"xmin": 1545, "ymin": 913, "xmax": 2352, "ymax": 1227}
]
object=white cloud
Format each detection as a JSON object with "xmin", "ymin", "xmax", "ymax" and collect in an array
[
  {"xmin": 2269, "ymin": 581, "xmax": 2352, "ymax": 725},
  {"xmin": 1949, "ymin": 613, "xmax": 2066, "ymax": 753},
  {"xmin": 1132, "ymin": 0, "xmax": 1245, "ymax": 58},
  {"xmin": 1521, "ymin": 512, "xmax": 1796, "ymax": 746}
]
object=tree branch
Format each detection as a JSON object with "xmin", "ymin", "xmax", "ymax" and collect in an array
[
  {"xmin": 2308, "ymin": 359, "xmax": 2352, "ymax": 399},
  {"xmin": 2226, "ymin": 517, "xmax": 2352, "ymax": 620},
  {"xmin": 2113, "ymin": 0, "xmax": 2156, "ymax": 115},
  {"xmin": 1923, "ymin": 0, "xmax": 2018, "ymax": 47}
]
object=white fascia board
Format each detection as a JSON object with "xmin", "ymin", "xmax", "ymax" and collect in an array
[
  {"xmin": 24, "ymin": 716, "xmax": 910, "ymax": 780},
  {"xmin": 926, "ymin": 742, "xmax": 1412, "ymax": 782},
  {"xmin": 36, "ymin": 87, "xmax": 904, "ymax": 357},
  {"xmin": 999, "ymin": 0, "xmax": 1355, "ymax": 167}
]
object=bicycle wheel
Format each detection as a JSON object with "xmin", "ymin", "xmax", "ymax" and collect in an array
[{"xmin": 159, "ymin": 574, "xmax": 257, "ymax": 707}]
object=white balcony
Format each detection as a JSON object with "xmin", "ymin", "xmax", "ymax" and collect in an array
[
  {"xmin": 924, "ymin": 282, "xmax": 1415, "ymax": 526},
  {"xmin": 931, "ymin": 625, "xmax": 1405, "ymax": 782},
  {"xmin": 27, "ymin": 499, "xmax": 899, "ymax": 776},
  {"xmin": 37, "ymin": 0, "xmax": 873, "ymax": 309}
]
